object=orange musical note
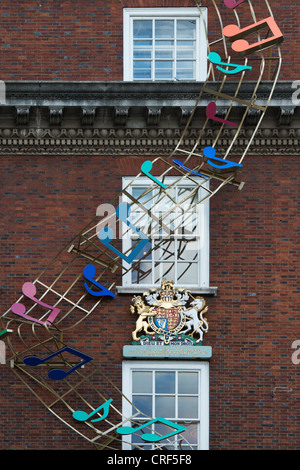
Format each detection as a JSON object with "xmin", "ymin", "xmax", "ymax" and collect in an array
[{"xmin": 223, "ymin": 17, "xmax": 284, "ymax": 57}]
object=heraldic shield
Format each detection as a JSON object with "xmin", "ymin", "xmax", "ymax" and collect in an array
[{"xmin": 148, "ymin": 306, "xmax": 185, "ymax": 337}]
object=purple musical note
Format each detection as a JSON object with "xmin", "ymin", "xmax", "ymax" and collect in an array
[
  {"xmin": 11, "ymin": 282, "xmax": 60, "ymax": 326},
  {"xmin": 23, "ymin": 346, "xmax": 94, "ymax": 380},
  {"xmin": 206, "ymin": 102, "xmax": 237, "ymax": 127},
  {"xmin": 224, "ymin": 0, "xmax": 246, "ymax": 9}
]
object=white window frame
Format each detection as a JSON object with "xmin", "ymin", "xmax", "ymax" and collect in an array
[
  {"xmin": 121, "ymin": 176, "xmax": 210, "ymax": 291},
  {"xmin": 123, "ymin": 7, "xmax": 208, "ymax": 82},
  {"xmin": 122, "ymin": 360, "xmax": 209, "ymax": 450}
]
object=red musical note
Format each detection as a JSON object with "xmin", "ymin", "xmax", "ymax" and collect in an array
[
  {"xmin": 224, "ymin": 0, "xmax": 246, "ymax": 8},
  {"xmin": 206, "ymin": 102, "xmax": 237, "ymax": 127},
  {"xmin": 11, "ymin": 282, "xmax": 60, "ymax": 326},
  {"xmin": 223, "ymin": 17, "xmax": 284, "ymax": 57}
]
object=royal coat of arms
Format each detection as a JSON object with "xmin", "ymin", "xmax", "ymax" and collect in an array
[{"xmin": 130, "ymin": 279, "xmax": 209, "ymax": 345}]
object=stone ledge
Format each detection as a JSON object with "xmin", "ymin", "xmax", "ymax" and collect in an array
[{"xmin": 123, "ymin": 345, "xmax": 212, "ymax": 359}]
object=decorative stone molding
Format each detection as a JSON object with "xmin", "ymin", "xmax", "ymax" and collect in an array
[
  {"xmin": 0, "ymin": 81, "xmax": 298, "ymax": 156},
  {"xmin": 49, "ymin": 106, "xmax": 64, "ymax": 126},
  {"xmin": 81, "ymin": 107, "xmax": 96, "ymax": 126},
  {"xmin": 15, "ymin": 106, "xmax": 31, "ymax": 126},
  {"xmin": 0, "ymin": 125, "xmax": 298, "ymax": 156}
]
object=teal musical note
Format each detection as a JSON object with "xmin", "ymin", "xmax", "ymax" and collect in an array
[
  {"xmin": 116, "ymin": 417, "xmax": 186, "ymax": 442},
  {"xmin": 141, "ymin": 160, "xmax": 167, "ymax": 189},
  {"xmin": 73, "ymin": 399, "xmax": 113, "ymax": 423},
  {"xmin": 98, "ymin": 202, "xmax": 149, "ymax": 265},
  {"xmin": 208, "ymin": 51, "xmax": 252, "ymax": 75}
]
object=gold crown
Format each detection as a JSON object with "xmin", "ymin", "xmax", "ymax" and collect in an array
[{"xmin": 160, "ymin": 278, "xmax": 175, "ymax": 299}]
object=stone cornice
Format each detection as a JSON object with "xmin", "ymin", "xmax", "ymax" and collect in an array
[{"xmin": 0, "ymin": 81, "xmax": 298, "ymax": 155}]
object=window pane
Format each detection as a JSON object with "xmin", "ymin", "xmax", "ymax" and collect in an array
[
  {"xmin": 177, "ymin": 60, "xmax": 195, "ymax": 70},
  {"xmin": 155, "ymin": 60, "xmax": 173, "ymax": 69},
  {"xmin": 133, "ymin": 395, "xmax": 152, "ymax": 416},
  {"xmin": 134, "ymin": 50, "xmax": 152, "ymax": 59},
  {"xmin": 177, "ymin": 262, "xmax": 198, "ymax": 284},
  {"xmin": 132, "ymin": 261, "xmax": 152, "ymax": 284},
  {"xmin": 177, "ymin": 49, "xmax": 195, "ymax": 60},
  {"xmin": 178, "ymin": 372, "xmax": 198, "ymax": 394},
  {"xmin": 154, "ymin": 239, "xmax": 175, "ymax": 261},
  {"xmin": 155, "ymin": 69, "xmax": 173, "ymax": 80},
  {"xmin": 133, "ymin": 67, "xmax": 152, "ymax": 80},
  {"xmin": 155, "ymin": 50, "xmax": 173, "ymax": 59},
  {"xmin": 155, "ymin": 20, "xmax": 174, "ymax": 39},
  {"xmin": 155, "ymin": 371, "xmax": 175, "ymax": 393},
  {"xmin": 177, "ymin": 240, "xmax": 199, "ymax": 261},
  {"xmin": 134, "ymin": 20, "xmax": 152, "ymax": 39},
  {"xmin": 156, "ymin": 40, "xmax": 174, "ymax": 47},
  {"xmin": 177, "ymin": 20, "xmax": 196, "ymax": 39},
  {"xmin": 134, "ymin": 40, "xmax": 152, "ymax": 47},
  {"xmin": 180, "ymin": 423, "xmax": 198, "ymax": 445},
  {"xmin": 156, "ymin": 396, "xmax": 175, "ymax": 417},
  {"xmin": 154, "ymin": 262, "xmax": 175, "ymax": 284},
  {"xmin": 178, "ymin": 397, "xmax": 198, "ymax": 419},
  {"xmin": 176, "ymin": 69, "xmax": 195, "ymax": 80},
  {"xmin": 133, "ymin": 371, "xmax": 152, "ymax": 393},
  {"xmin": 132, "ymin": 239, "xmax": 152, "ymax": 261}
]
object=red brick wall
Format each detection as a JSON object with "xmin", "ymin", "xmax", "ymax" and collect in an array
[
  {"xmin": 0, "ymin": 154, "xmax": 299, "ymax": 449},
  {"xmin": 0, "ymin": 0, "xmax": 294, "ymax": 81}
]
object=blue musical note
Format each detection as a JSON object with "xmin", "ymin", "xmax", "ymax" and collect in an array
[
  {"xmin": 73, "ymin": 399, "xmax": 113, "ymax": 423},
  {"xmin": 23, "ymin": 346, "xmax": 94, "ymax": 380},
  {"xmin": 141, "ymin": 160, "xmax": 167, "ymax": 189},
  {"xmin": 116, "ymin": 417, "xmax": 186, "ymax": 442},
  {"xmin": 83, "ymin": 264, "xmax": 115, "ymax": 298},
  {"xmin": 208, "ymin": 51, "xmax": 252, "ymax": 75},
  {"xmin": 173, "ymin": 159, "xmax": 209, "ymax": 179},
  {"xmin": 203, "ymin": 146, "xmax": 243, "ymax": 172},
  {"xmin": 98, "ymin": 202, "xmax": 149, "ymax": 265}
]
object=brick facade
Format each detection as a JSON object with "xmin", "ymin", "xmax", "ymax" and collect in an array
[{"xmin": 0, "ymin": 0, "xmax": 299, "ymax": 451}]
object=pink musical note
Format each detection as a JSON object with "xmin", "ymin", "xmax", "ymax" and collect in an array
[
  {"xmin": 206, "ymin": 102, "xmax": 237, "ymax": 127},
  {"xmin": 224, "ymin": 0, "xmax": 246, "ymax": 8},
  {"xmin": 11, "ymin": 282, "xmax": 60, "ymax": 326},
  {"xmin": 223, "ymin": 17, "xmax": 284, "ymax": 57}
]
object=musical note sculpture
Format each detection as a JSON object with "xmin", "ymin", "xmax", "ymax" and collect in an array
[
  {"xmin": 173, "ymin": 159, "xmax": 208, "ymax": 179},
  {"xmin": 223, "ymin": 17, "xmax": 284, "ymax": 56},
  {"xmin": 208, "ymin": 52, "xmax": 252, "ymax": 75},
  {"xmin": 116, "ymin": 417, "xmax": 186, "ymax": 443},
  {"xmin": 98, "ymin": 202, "xmax": 149, "ymax": 265},
  {"xmin": 206, "ymin": 102, "xmax": 237, "ymax": 127},
  {"xmin": 83, "ymin": 264, "xmax": 115, "ymax": 298},
  {"xmin": 203, "ymin": 147, "xmax": 243, "ymax": 173},
  {"xmin": 11, "ymin": 282, "xmax": 60, "ymax": 326},
  {"xmin": 141, "ymin": 160, "xmax": 167, "ymax": 189},
  {"xmin": 73, "ymin": 399, "xmax": 113, "ymax": 423},
  {"xmin": 23, "ymin": 346, "xmax": 94, "ymax": 380},
  {"xmin": 224, "ymin": 0, "xmax": 246, "ymax": 8}
]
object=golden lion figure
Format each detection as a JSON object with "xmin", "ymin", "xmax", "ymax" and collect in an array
[{"xmin": 130, "ymin": 295, "xmax": 156, "ymax": 341}]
